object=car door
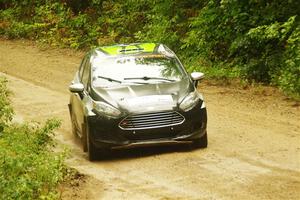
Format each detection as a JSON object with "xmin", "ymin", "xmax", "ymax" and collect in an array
[{"xmin": 71, "ymin": 55, "xmax": 91, "ymax": 137}]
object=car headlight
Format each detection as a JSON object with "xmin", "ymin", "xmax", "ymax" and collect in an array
[
  {"xmin": 180, "ymin": 91, "xmax": 204, "ymax": 111},
  {"xmin": 92, "ymin": 101, "xmax": 121, "ymax": 118}
]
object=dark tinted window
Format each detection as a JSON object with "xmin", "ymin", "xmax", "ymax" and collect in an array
[
  {"xmin": 81, "ymin": 57, "xmax": 90, "ymax": 89},
  {"xmin": 92, "ymin": 54, "xmax": 185, "ymax": 87},
  {"xmin": 79, "ymin": 56, "xmax": 88, "ymax": 79}
]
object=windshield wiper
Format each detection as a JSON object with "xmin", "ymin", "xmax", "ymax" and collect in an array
[
  {"xmin": 124, "ymin": 76, "xmax": 176, "ymax": 82},
  {"xmin": 97, "ymin": 76, "xmax": 148, "ymax": 85},
  {"xmin": 97, "ymin": 76, "xmax": 122, "ymax": 83}
]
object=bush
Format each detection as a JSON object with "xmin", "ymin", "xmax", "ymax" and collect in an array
[
  {"xmin": 0, "ymin": 78, "xmax": 66, "ymax": 199},
  {"xmin": 182, "ymin": 1, "xmax": 300, "ymax": 96},
  {"xmin": 0, "ymin": 78, "xmax": 13, "ymax": 132},
  {"xmin": 278, "ymin": 26, "xmax": 300, "ymax": 97}
]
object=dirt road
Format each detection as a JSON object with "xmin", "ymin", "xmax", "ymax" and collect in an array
[{"xmin": 1, "ymin": 39, "xmax": 300, "ymax": 200}]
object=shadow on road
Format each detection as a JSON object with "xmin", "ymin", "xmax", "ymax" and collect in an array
[{"xmin": 92, "ymin": 144, "xmax": 201, "ymax": 162}]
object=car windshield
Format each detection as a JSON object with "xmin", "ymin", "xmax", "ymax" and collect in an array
[{"xmin": 91, "ymin": 54, "xmax": 186, "ymax": 87}]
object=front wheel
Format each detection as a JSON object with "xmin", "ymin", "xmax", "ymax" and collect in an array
[
  {"xmin": 69, "ymin": 105, "xmax": 77, "ymax": 136},
  {"xmin": 85, "ymin": 122, "xmax": 98, "ymax": 161},
  {"xmin": 192, "ymin": 131, "xmax": 208, "ymax": 148},
  {"xmin": 81, "ymin": 122, "xmax": 88, "ymax": 152}
]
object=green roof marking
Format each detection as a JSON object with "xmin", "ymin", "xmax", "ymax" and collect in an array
[
  {"xmin": 100, "ymin": 46, "xmax": 120, "ymax": 55},
  {"xmin": 99, "ymin": 43, "xmax": 156, "ymax": 55}
]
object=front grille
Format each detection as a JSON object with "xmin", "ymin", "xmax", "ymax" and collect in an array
[{"xmin": 119, "ymin": 111, "xmax": 185, "ymax": 130}]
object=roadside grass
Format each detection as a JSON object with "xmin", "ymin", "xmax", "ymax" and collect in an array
[
  {"xmin": 187, "ymin": 64, "xmax": 240, "ymax": 84},
  {"xmin": 0, "ymin": 77, "xmax": 69, "ymax": 199},
  {"xmin": 188, "ymin": 64, "xmax": 300, "ymax": 101}
]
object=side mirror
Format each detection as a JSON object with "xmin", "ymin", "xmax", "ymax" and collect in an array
[
  {"xmin": 69, "ymin": 83, "xmax": 84, "ymax": 93},
  {"xmin": 191, "ymin": 72, "xmax": 204, "ymax": 87},
  {"xmin": 191, "ymin": 72, "xmax": 204, "ymax": 81}
]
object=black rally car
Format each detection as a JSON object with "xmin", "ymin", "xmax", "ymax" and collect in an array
[{"xmin": 68, "ymin": 43, "xmax": 207, "ymax": 160}]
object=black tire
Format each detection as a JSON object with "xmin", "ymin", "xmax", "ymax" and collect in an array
[
  {"xmin": 81, "ymin": 122, "xmax": 88, "ymax": 153},
  {"xmin": 192, "ymin": 131, "xmax": 208, "ymax": 148},
  {"xmin": 69, "ymin": 106, "xmax": 77, "ymax": 136},
  {"xmin": 85, "ymin": 122, "xmax": 98, "ymax": 161}
]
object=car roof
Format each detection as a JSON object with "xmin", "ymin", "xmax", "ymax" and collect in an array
[{"xmin": 94, "ymin": 43, "xmax": 176, "ymax": 57}]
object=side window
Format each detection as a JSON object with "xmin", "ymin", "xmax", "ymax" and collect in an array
[
  {"xmin": 79, "ymin": 57, "xmax": 87, "ymax": 79},
  {"xmin": 81, "ymin": 57, "xmax": 90, "ymax": 90}
]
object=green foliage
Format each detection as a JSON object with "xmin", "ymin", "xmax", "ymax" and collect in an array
[
  {"xmin": 0, "ymin": 78, "xmax": 66, "ymax": 199},
  {"xmin": 0, "ymin": 120, "xmax": 65, "ymax": 200},
  {"xmin": 278, "ymin": 26, "xmax": 300, "ymax": 97},
  {"xmin": 0, "ymin": 0, "xmax": 299, "ymax": 97},
  {"xmin": 182, "ymin": 0, "xmax": 300, "ymax": 96},
  {"xmin": 231, "ymin": 16, "xmax": 298, "ymax": 83},
  {"xmin": 0, "ymin": 78, "xmax": 13, "ymax": 132}
]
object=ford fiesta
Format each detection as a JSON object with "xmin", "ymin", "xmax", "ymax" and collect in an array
[{"xmin": 68, "ymin": 43, "xmax": 207, "ymax": 160}]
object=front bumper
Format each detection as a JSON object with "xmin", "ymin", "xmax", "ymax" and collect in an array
[{"xmin": 87, "ymin": 103, "xmax": 207, "ymax": 150}]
